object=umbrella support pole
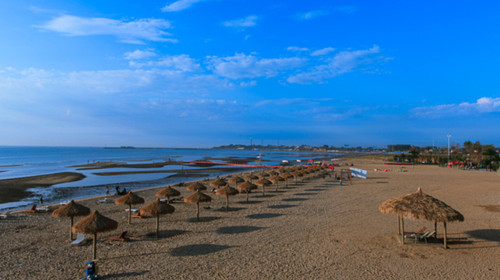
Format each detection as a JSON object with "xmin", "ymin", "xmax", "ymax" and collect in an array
[
  {"xmin": 443, "ymin": 222, "xmax": 447, "ymax": 249},
  {"xmin": 226, "ymin": 195, "xmax": 229, "ymax": 210},
  {"xmin": 93, "ymin": 233, "xmax": 97, "ymax": 260},
  {"xmin": 401, "ymin": 218, "xmax": 405, "ymax": 245},
  {"xmin": 196, "ymin": 203, "xmax": 200, "ymax": 221},
  {"xmin": 128, "ymin": 205, "xmax": 132, "ymax": 224},
  {"xmin": 246, "ymin": 192, "xmax": 249, "ymax": 202},
  {"xmin": 156, "ymin": 216, "xmax": 159, "ymax": 239},
  {"xmin": 434, "ymin": 221, "xmax": 437, "ymax": 238},
  {"xmin": 397, "ymin": 216, "xmax": 401, "ymax": 235},
  {"xmin": 70, "ymin": 216, "xmax": 74, "ymax": 240}
]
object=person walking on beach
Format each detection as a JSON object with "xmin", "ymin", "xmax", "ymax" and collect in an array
[
  {"xmin": 40, "ymin": 195, "xmax": 43, "ymax": 205},
  {"xmin": 106, "ymin": 186, "xmax": 109, "ymax": 195}
]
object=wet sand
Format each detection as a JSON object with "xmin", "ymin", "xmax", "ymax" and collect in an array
[
  {"xmin": 0, "ymin": 157, "xmax": 499, "ymax": 279},
  {"xmin": 0, "ymin": 172, "xmax": 86, "ymax": 204}
]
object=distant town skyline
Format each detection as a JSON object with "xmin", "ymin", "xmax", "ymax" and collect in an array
[{"xmin": 0, "ymin": 1, "xmax": 499, "ymax": 148}]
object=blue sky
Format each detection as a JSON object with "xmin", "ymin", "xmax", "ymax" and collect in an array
[{"xmin": 0, "ymin": 0, "xmax": 499, "ymax": 148}]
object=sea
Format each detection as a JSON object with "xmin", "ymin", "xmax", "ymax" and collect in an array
[{"xmin": 0, "ymin": 146, "xmax": 338, "ymax": 211}]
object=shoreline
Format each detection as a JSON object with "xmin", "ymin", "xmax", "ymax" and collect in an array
[{"xmin": 0, "ymin": 152, "xmax": 356, "ymax": 211}]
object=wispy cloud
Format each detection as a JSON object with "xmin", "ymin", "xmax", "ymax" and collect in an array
[
  {"xmin": 287, "ymin": 46, "xmax": 310, "ymax": 52},
  {"xmin": 311, "ymin": 47, "xmax": 336, "ymax": 56},
  {"xmin": 412, "ymin": 97, "xmax": 500, "ymax": 118},
  {"xmin": 124, "ymin": 49, "xmax": 157, "ymax": 60},
  {"xmin": 296, "ymin": 9, "xmax": 330, "ymax": 20},
  {"xmin": 126, "ymin": 53, "xmax": 201, "ymax": 72},
  {"xmin": 162, "ymin": 0, "xmax": 204, "ymax": 12},
  {"xmin": 207, "ymin": 53, "xmax": 304, "ymax": 79},
  {"xmin": 37, "ymin": 15, "xmax": 176, "ymax": 44},
  {"xmin": 296, "ymin": 6, "xmax": 357, "ymax": 21},
  {"xmin": 287, "ymin": 45, "xmax": 382, "ymax": 84},
  {"xmin": 223, "ymin": 15, "xmax": 259, "ymax": 29}
]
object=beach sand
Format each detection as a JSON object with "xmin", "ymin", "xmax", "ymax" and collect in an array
[{"xmin": 1, "ymin": 157, "xmax": 499, "ymax": 279}]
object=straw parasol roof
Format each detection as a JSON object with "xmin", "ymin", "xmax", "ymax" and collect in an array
[
  {"xmin": 216, "ymin": 185, "xmax": 239, "ymax": 210},
  {"xmin": 269, "ymin": 175, "xmax": 285, "ymax": 191},
  {"xmin": 244, "ymin": 174, "xmax": 258, "ymax": 182},
  {"xmin": 72, "ymin": 210, "xmax": 118, "ymax": 259},
  {"xmin": 255, "ymin": 178, "xmax": 272, "ymax": 196},
  {"xmin": 186, "ymin": 181, "xmax": 207, "ymax": 191},
  {"xmin": 184, "ymin": 190, "xmax": 212, "ymax": 221},
  {"xmin": 156, "ymin": 186, "xmax": 181, "ymax": 202},
  {"xmin": 115, "ymin": 191, "xmax": 145, "ymax": 224},
  {"xmin": 52, "ymin": 200, "xmax": 91, "ymax": 240},
  {"xmin": 140, "ymin": 198, "xmax": 175, "ymax": 238},
  {"xmin": 228, "ymin": 176, "xmax": 244, "ymax": 187},
  {"xmin": 379, "ymin": 188, "xmax": 464, "ymax": 222},
  {"xmin": 237, "ymin": 181, "xmax": 258, "ymax": 202},
  {"xmin": 258, "ymin": 172, "xmax": 270, "ymax": 178},
  {"xmin": 210, "ymin": 178, "xmax": 227, "ymax": 188},
  {"xmin": 379, "ymin": 187, "xmax": 464, "ymax": 248}
]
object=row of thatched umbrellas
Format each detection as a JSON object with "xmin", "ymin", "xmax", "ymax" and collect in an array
[{"xmin": 51, "ymin": 165, "xmax": 329, "ymax": 260}]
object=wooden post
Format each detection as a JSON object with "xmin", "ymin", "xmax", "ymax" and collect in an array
[
  {"xmin": 70, "ymin": 216, "xmax": 74, "ymax": 240},
  {"xmin": 128, "ymin": 204, "xmax": 132, "ymax": 224},
  {"xmin": 434, "ymin": 221, "xmax": 437, "ymax": 238},
  {"xmin": 225, "ymin": 195, "xmax": 229, "ymax": 210},
  {"xmin": 93, "ymin": 233, "xmax": 97, "ymax": 260},
  {"xmin": 401, "ymin": 218, "xmax": 405, "ymax": 245},
  {"xmin": 156, "ymin": 216, "xmax": 159, "ymax": 238},
  {"xmin": 196, "ymin": 202, "xmax": 200, "ymax": 221},
  {"xmin": 443, "ymin": 222, "xmax": 447, "ymax": 249},
  {"xmin": 398, "ymin": 216, "xmax": 401, "ymax": 235}
]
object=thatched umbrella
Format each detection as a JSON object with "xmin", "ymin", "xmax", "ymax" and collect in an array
[
  {"xmin": 139, "ymin": 198, "xmax": 175, "ymax": 238},
  {"xmin": 156, "ymin": 186, "xmax": 181, "ymax": 202},
  {"xmin": 280, "ymin": 172, "xmax": 292, "ymax": 187},
  {"xmin": 258, "ymin": 172, "xmax": 270, "ymax": 178},
  {"xmin": 52, "ymin": 200, "xmax": 90, "ymax": 240},
  {"xmin": 228, "ymin": 176, "xmax": 244, "ymax": 188},
  {"xmin": 237, "ymin": 181, "xmax": 258, "ymax": 202},
  {"xmin": 210, "ymin": 178, "xmax": 227, "ymax": 188},
  {"xmin": 216, "ymin": 185, "xmax": 239, "ymax": 210},
  {"xmin": 291, "ymin": 171, "xmax": 301, "ymax": 184},
  {"xmin": 72, "ymin": 210, "xmax": 118, "ymax": 259},
  {"xmin": 379, "ymin": 187, "xmax": 464, "ymax": 249},
  {"xmin": 186, "ymin": 181, "xmax": 207, "ymax": 192},
  {"xmin": 243, "ymin": 173, "xmax": 258, "ymax": 183},
  {"xmin": 115, "ymin": 191, "xmax": 145, "ymax": 224},
  {"xmin": 184, "ymin": 190, "xmax": 212, "ymax": 221},
  {"xmin": 269, "ymin": 175, "xmax": 285, "ymax": 191},
  {"xmin": 255, "ymin": 178, "xmax": 272, "ymax": 196}
]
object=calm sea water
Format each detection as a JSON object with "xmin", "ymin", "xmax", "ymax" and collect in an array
[{"xmin": 0, "ymin": 146, "xmax": 335, "ymax": 211}]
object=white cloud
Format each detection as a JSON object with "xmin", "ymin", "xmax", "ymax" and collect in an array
[
  {"xmin": 126, "ymin": 54, "xmax": 201, "ymax": 72},
  {"xmin": 37, "ymin": 15, "xmax": 176, "ymax": 44},
  {"xmin": 287, "ymin": 46, "xmax": 310, "ymax": 52},
  {"xmin": 287, "ymin": 45, "xmax": 381, "ymax": 84},
  {"xmin": 207, "ymin": 53, "xmax": 304, "ymax": 79},
  {"xmin": 296, "ymin": 9, "xmax": 330, "ymax": 20},
  {"xmin": 412, "ymin": 97, "xmax": 500, "ymax": 118},
  {"xmin": 156, "ymin": 55, "xmax": 201, "ymax": 72},
  {"xmin": 162, "ymin": 0, "xmax": 203, "ymax": 12},
  {"xmin": 311, "ymin": 47, "xmax": 336, "ymax": 56},
  {"xmin": 223, "ymin": 15, "xmax": 258, "ymax": 28},
  {"xmin": 124, "ymin": 49, "xmax": 157, "ymax": 60}
]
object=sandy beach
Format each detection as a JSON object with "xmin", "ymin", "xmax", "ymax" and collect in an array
[{"xmin": 1, "ymin": 157, "xmax": 499, "ymax": 279}]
